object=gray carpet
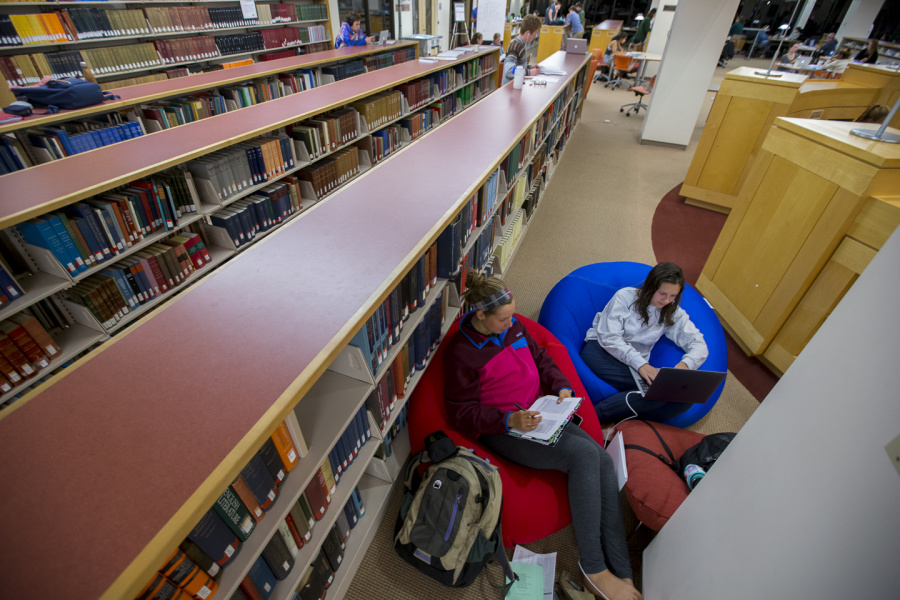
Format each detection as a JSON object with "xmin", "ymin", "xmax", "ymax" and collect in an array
[{"xmin": 344, "ymin": 57, "xmax": 769, "ymax": 600}]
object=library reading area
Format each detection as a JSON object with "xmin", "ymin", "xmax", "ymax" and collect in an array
[{"xmin": 1, "ymin": 0, "xmax": 898, "ymax": 599}]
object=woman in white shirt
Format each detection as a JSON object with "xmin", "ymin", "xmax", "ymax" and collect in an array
[{"xmin": 580, "ymin": 262, "xmax": 708, "ymax": 422}]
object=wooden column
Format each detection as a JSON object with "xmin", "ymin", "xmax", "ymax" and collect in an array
[{"xmin": 697, "ymin": 118, "xmax": 900, "ymax": 375}]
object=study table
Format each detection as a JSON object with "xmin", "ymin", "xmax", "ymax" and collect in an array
[{"xmin": 0, "ymin": 50, "xmax": 590, "ymax": 600}]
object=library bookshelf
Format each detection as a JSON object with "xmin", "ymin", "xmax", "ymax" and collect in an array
[
  {"xmin": 0, "ymin": 46, "xmax": 501, "ymax": 406},
  {"xmin": 0, "ymin": 49, "xmax": 590, "ymax": 600},
  {"xmin": 0, "ymin": 0, "xmax": 334, "ymax": 87}
]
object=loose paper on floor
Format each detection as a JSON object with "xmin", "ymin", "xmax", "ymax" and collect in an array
[
  {"xmin": 507, "ymin": 561, "xmax": 543, "ymax": 600},
  {"xmin": 512, "ymin": 545, "xmax": 557, "ymax": 600}
]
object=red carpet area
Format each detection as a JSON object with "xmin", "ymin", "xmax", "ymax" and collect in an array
[{"xmin": 651, "ymin": 184, "xmax": 778, "ymax": 402}]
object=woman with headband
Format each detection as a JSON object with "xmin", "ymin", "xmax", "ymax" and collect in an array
[{"xmin": 444, "ymin": 272, "xmax": 641, "ymax": 600}]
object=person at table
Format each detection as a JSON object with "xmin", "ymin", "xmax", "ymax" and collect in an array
[
  {"xmin": 786, "ymin": 26, "xmax": 802, "ymax": 41},
  {"xmin": 473, "ymin": 31, "xmax": 484, "ymax": 45},
  {"xmin": 855, "ymin": 39, "xmax": 879, "ymax": 64},
  {"xmin": 779, "ymin": 42, "xmax": 802, "ymax": 64},
  {"xmin": 630, "ymin": 8, "xmax": 655, "ymax": 51},
  {"xmin": 823, "ymin": 47, "xmax": 853, "ymax": 73},
  {"xmin": 444, "ymin": 272, "xmax": 641, "ymax": 600},
  {"xmin": 818, "ymin": 33, "xmax": 837, "ymax": 56},
  {"xmin": 604, "ymin": 32, "xmax": 628, "ymax": 64},
  {"xmin": 754, "ymin": 26, "xmax": 771, "ymax": 56},
  {"xmin": 334, "ymin": 12, "xmax": 374, "ymax": 48},
  {"xmin": 545, "ymin": 0, "xmax": 562, "ymax": 25},
  {"xmin": 580, "ymin": 262, "xmax": 708, "ymax": 423},
  {"xmin": 566, "ymin": 5, "xmax": 584, "ymax": 38},
  {"xmin": 503, "ymin": 14, "xmax": 542, "ymax": 84}
]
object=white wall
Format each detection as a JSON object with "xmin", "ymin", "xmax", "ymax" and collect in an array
[
  {"xmin": 476, "ymin": 0, "xmax": 507, "ymax": 44},
  {"xmin": 643, "ymin": 1, "xmax": 678, "ymax": 78},
  {"xmin": 640, "ymin": 0, "xmax": 739, "ymax": 147},
  {"xmin": 836, "ymin": 0, "xmax": 882, "ymax": 40},
  {"xmin": 642, "ymin": 227, "xmax": 900, "ymax": 598}
]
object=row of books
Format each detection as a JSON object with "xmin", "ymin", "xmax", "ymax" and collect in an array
[
  {"xmin": 0, "ymin": 259, "xmax": 24, "ymax": 307},
  {"xmin": 156, "ymin": 36, "xmax": 220, "ymax": 64},
  {"xmin": 0, "ymin": 313, "xmax": 61, "ymax": 392},
  {"xmin": 348, "ymin": 244, "xmax": 439, "ymax": 376},
  {"xmin": 380, "ymin": 403, "xmax": 410, "ymax": 458},
  {"xmin": 344, "ymin": 89, "xmax": 403, "ymax": 132},
  {"xmin": 288, "ymin": 107, "xmax": 359, "ymax": 159},
  {"xmin": 214, "ymin": 31, "xmax": 265, "ymax": 56},
  {"xmin": 365, "ymin": 296, "xmax": 445, "ymax": 432},
  {"xmin": 207, "ymin": 179, "xmax": 303, "ymax": 249},
  {"xmin": 435, "ymin": 170, "xmax": 500, "ymax": 278},
  {"xmin": 60, "ymin": 231, "xmax": 208, "ymax": 328},
  {"xmin": 320, "ymin": 59, "xmax": 364, "ymax": 82},
  {"xmin": 494, "ymin": 208, "xmax": 526, "ymax": 271},
  {"xmin": 82, "ymin": 41, "xmax": 161, "ymax": 73},
  {"xmin": 142, "ymin": 94, "xmax": 228, "ymax": 130},
  {"xmin": 295, "ymin": 24, "xmax": 327, "ymax": 45},
  {"xmin": 137, "ymin": 420, "xmax": 303, "ymax": 599},
  {"xmin": 368, "ymin": 124, "xmax": 401, "ymax": 165},
  {"xmin": 187, "ymin": 134, "xmax": 296, "ymax": 202},
  {"xmin": 295, "ymin": 147, "xmax": 359, "ymax": 199},
  {"xmin": 17, "ymin": 172, "xmax": 198, "ymax": 276},
  {"xmin": 257, "ymin": 27, "xmax": 305, "ymax": 50},
  {"xmin": 396, "ymin": 77, "xmax": 433, "ymax": 112},
  {"xmin": 0, "ymin": 4, "xmax": 324, "ymax": 47},
  {"xmin": 456, "ymin": 77, "xmax": 494, "ymax": 108}
]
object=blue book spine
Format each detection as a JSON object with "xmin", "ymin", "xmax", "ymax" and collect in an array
[
  {"xmin": 0, "ymin": 267, "xmax": 24, "ymax": 303},
  {"xmin": 45, "ymin": 214, "xmax": 87, "ymax": 274},
  {"xmin": 18, "ymin": 219, "xmax": 77, "ymax": 275},
  {"xmin": 248, "ymin": 556, "xmax": 277, "ymax": 600}
]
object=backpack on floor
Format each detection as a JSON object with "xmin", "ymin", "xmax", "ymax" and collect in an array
[
  {"xmin": 394, "ymin": 431, "xmax": 517, "ymax": 595},
  {"xmin": 624, "ymin": 420, "xmax": 735, "ymax": 488}
]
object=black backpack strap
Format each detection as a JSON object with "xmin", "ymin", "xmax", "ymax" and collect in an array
[
  {"xmin": 623, "ymin": 421, "xmax": 681, "ymax": 476},
  {"xmin": 487, "ymin": 522, "xmax": 518, "ymax": 597}
]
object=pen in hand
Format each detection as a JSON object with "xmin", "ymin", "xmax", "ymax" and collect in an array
[{"xmin": 514, "ymin": 403, "xmax": 535, "ymax": 418}]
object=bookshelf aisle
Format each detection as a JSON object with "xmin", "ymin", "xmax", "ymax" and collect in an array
[
  {"xmin": 0, "ymin": 46, "xmax": 500, "ymax": 408},
  {"xmin": 0, "ymin": 49, "xmax": 589, "ymax": 600}
]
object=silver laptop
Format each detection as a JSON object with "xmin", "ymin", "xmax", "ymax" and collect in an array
[
  {"xmin": 372, "ymin": 30, "xmax": 390, "ymax": 46},
  {"xmin": 566, "ymin": 38, "xmax": 587, "ymax": 54},
  {"xmin": 629, "ymin": 367, "xmax": 726, "ymax": 403}
]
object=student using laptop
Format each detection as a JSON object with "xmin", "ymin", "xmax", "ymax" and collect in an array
[
  {"xmin": 580, "ymin": 262, "xmax": 708, "ymax": 422},
  {"xmin": 334, "ymin": 12, "xmax": 375, "ymax": 49},
  {"xmin": 444, "ymin": 273, "xmax": 641, "ymax": 600}
]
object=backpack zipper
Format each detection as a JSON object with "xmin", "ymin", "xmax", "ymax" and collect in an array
[{"xmin": 444, "ymin": 493, "xmax": 462, "ymax": 541}]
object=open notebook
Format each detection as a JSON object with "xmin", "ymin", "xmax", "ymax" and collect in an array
[{"xmin": 509, "ymin": 395, "xmax": 582, "ymax": 446}]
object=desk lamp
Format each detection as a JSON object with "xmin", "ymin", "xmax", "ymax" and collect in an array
[{"xmin": 850, "ymin": 96, "xmax": 900, "ymax": 144}]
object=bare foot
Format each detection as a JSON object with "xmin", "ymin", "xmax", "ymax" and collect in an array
[{"xmin": 582, "ymin": 569, "xmax": 642, "ymax": 600}]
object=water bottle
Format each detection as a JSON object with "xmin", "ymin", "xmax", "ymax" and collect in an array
[
  {"xmin": 513, "ymin": 65, "xmax": 525, "ymax": 89},
  {"xmin": 683, "ymin": 464, "xmax": 706, "ymax": 490}
]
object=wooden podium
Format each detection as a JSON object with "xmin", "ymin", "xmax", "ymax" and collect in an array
[
  {"xmin": 697, "ymin": 118, "xmax": 900, "ymax": 375},
  {"xmin": 682, "ymin": 65, "xmax": 900, "ymax": 214}
]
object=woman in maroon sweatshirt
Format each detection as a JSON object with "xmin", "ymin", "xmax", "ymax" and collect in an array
[{"xmin": 444, "ymin": 273, "xmax": 641, "ymax": 600}]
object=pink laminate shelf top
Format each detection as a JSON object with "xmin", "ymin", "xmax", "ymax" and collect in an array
[
  {"xmin": 0, "ymin": 46, "xmax": 499, "ymax": 229},
  {"xmin": 0, "ymin": 51, "xmax": 588, "ymax": 600},
  {"xmin": 0, "ymin": 42, "xmax": 420, "ymax": 135}
]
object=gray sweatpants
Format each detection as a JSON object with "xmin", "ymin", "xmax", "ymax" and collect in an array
[{"xmin": 479, "ymin": 424, "xmax": 633, "ymax": 578}]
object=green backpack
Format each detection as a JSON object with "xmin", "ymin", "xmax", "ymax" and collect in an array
[{"xmin": 394, "ymin": 431, "xmax": 517, "ymax": 594}]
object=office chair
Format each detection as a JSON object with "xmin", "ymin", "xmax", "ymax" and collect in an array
[
  {"xmin": 605, "ymin": 53, "xmax": 638, "ymax": 89},
  {"xmin": 620, "ymin": 75, "xmax": 655, "ymax": 116},
  {"xmin": 592, "ymin": 49, "xmax": 611, "ymax": 82}
]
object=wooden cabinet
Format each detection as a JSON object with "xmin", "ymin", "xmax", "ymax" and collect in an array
[{"xmin": 697, "ymin": 117, "xmax": 900, "ymax": 375}]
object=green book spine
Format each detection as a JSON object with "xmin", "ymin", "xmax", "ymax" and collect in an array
[{"xmin": 214, "ymin": 486, "xmax": 256, "ymax": 542}]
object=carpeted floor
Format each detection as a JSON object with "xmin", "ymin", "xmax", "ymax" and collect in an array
[
  {"xmin": 651, "ymin": 184, "xmax": 779, "ymax": 402},
  {"xmin": 345, "ymin": 57, "xmax": 772, "ymax": 600}
]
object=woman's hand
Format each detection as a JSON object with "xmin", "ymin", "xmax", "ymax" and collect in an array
[
  {"xmin": 510, "ymin": 410, "xmax": 542, "ymax": 431},
  {"xmin": 557, "ymin": 389, "xmax": 574, "ymax": 403},
  {"xmin": 637, "ymin": 363, "xmax": 658, "ymax": 384}
]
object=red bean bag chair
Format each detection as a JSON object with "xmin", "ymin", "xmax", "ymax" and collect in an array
[
  {"xmin": 616, "ymin": 420, "xmax": 705, "ymax": 531},
  {"xmin": 407, "ymin": 314, "xmax": 604, "ymax": 547}
]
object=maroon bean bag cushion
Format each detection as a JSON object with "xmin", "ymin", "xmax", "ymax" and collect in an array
[
  {"xmin": 616, "ymin": 420, "xmax": 705, "ymax": 531},
  {"xmin": 407, "ymin": 314, "xmax": 604, "ymax": 546}
]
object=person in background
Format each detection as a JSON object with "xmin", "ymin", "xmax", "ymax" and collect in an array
[
  {"xmin": 855, "ymin": 39, "xmax": 879, "ymax": 64},
  {"xmin": 779, "ymin": 42, "xmax": 802, "ymax": 64},
  {"xmin": 566, "ymin": 4, "xmax": 584, "ymax": 38},
  {"xmin": 580, "ymin": 262, "xmax": 708, "ymax": 423},
  {"xmin": 729, "ymin": 15, "xmax": 744, "ymax": 37},
  {"xmin": 823, "ymin": 47, "xmax": 853, "ymax": 73},
  {"xmin": 471, "ymin": 3, "xmax": 477, "ymax": 31},
  {"xmin": 754, "ymin": 26, "xmax": 770, "ymax": 56},
  {"xmin": 630, "ymin": 8, "xmax": 655, "ymax": 50},
  {"xmin": 473, "ymin": 31, "xmax": 484, "ymax": 45},
  {"xmin": 520, "ymin": 0, "xmax": 531, "ymax": 18},
  {"xmin": 444, "ymin": 272, "xmax": 641, "ymax": 600},
  {"xmin": 334, "ymin": 12, "xmax": 374, "ymax": 48},
  {"xmin": 546, "ymin": 0, "xmax": 562, "ymax": 25},
  {"xmin": 577, "ymin": 2, "xmax": 586, "ymax": 27},
  {"xmin": 503, "ymin": 14, "xmax": 542, "ymax": 84},
  {"xmin": 786, "ymin": 26, "xmax": 802, "ymax": 41},
  {"xmin": 818, "ymin": 33, "xmax": 837, "ymax": 56},
  {"xmin": 491, "ymin": 32, "xmax": 505, "ymax": 59}
]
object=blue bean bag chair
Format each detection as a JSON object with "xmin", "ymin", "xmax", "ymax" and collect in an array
[{"xmin": 538, "ymin": 262, "xmax": 727, "ymax": 428}]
